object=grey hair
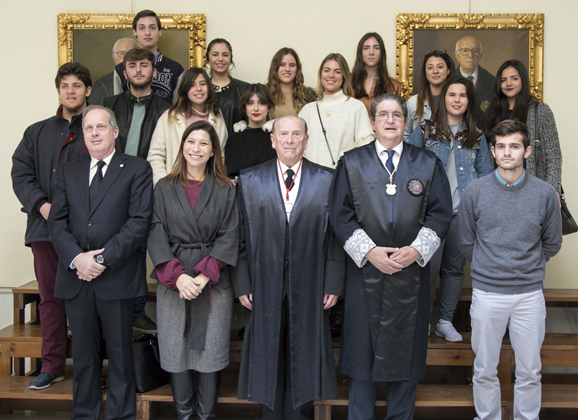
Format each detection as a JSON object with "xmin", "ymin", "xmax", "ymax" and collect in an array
[
  {"xmin": 82, "ymin": 105, "xmax": 118, "ymax": 131},
  {"xmin": 113, "ymin": 38, "xmax": 138, "ymax": 54},
  {"xmin": 454, "ymin": 36, "xmax": 483, "ymax": 54},
  {"xmin": 370, "ymin": 94, "xmax": 408, "ymax": 121},
  {"xmin": 271, "ymin": 116, "xmax": 308, "ymax": 135}
]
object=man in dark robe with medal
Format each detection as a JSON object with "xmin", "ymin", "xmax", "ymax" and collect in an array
[
  {"xmin": 233, "ymin": 116, "xmax": 345, "ymax": 419},
  {"xmin": 330, "ymin": 94, "xmax": 452, "ymax": 420}
]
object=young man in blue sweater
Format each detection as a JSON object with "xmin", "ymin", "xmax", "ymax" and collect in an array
[{"xmin": 458, "ymin": 119, "xmax": 562, "ymax": 420}]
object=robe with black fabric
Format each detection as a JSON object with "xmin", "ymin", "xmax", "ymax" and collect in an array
[
  {"xmin": 147, "ymin": 175, "xmax": 238, "ymax": 373},
  {"xmin": 233, "ymin": 158, "xmax": 345, "ymax": 410},
  {"xmin": 329, "ymin": 141, "xmax": 452, "ymax": 383}
]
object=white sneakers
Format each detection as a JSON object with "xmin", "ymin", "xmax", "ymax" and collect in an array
[{"xmin": 435, "ymin": 319, "xmax": 463, "ymax": 342}]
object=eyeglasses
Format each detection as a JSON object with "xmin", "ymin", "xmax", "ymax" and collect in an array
[
  {"xmin": 114, "ymin": 50, "xmax": 129, "ymax": 58},
  {"xmin": 375, "ymin": 111, "xmax": 404, "ymax": 122},
  {"xmin": 457, "ymin": 48, "xmax": 481, "ymax": 57},
  {"xmin": 425, "ymin": 49, "xmax": 447, "ymax": 57}
]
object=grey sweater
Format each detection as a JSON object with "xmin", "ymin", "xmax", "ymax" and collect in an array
[{"xmin": 457, "ymin": 172, "xmax": 562, "ymax": 294}]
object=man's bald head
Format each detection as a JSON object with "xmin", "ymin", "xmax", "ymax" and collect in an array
[{"xmin": 454, "ymin": 36, "xmax": 483, "ymax": 75}]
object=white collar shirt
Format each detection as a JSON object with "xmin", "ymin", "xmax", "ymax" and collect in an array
[
  {"xmin": 277, "ymin": 159, "xmax": 302, "ymax": 222},
  {"xmin": 89, "ymin": 149, "xmax": 116, "ymax": 186},
  {"xmin": 460, "ymin": 66, "xmax": 479, "ymax": 85},
  {"xmin": 375, "ymin": 140, "xmax": 404, "ymax": 171}
]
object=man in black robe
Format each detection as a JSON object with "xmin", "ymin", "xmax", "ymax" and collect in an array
[
  {"xmin": 233, "ymin": 116, "xmax": 345, "ymax": 419},
  {"xmin": 330, "ymin": 94, "xmax": 452, "ymax": 420}
]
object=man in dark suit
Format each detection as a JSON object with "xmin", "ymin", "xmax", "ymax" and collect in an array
[
  {"xmin": 48, "ymin": 105, "xmax": 153, "ymax": 420},
  {"xmin": 454, "ymin": 36, "xmax": 495, "ymax": 127}
]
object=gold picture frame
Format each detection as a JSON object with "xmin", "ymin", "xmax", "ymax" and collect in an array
[
  {"xmin": 396, "ymin": 13, "xmax": 544, "ymax": 101},
  {"xmin": 57, "ymin": 13, "xmax": 206, "ymax": 81}
]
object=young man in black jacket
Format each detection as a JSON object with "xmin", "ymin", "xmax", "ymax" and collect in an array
[
  {"xmin": 11, "ymin": 62, "xmax": 92, "ymax": 390},
  {"xmin": 104, "ymin": 47, "xmax": 170, "ymax": 332}
]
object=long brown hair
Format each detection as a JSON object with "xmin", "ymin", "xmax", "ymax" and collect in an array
[
  {"xmin": 168, "ymin": 68, "xmax": 220, "ymax": 122},
  {"xmin": 415, "ymin": 50, "xmax": 455, "ymax": 122},
  {"xmin": 483, "ymin": 60, "xmax": 533, "ymax": 139},
  {"xmin": 165, "ymin": 121, "xmax": 231, "ymax": 188},
  {"xmin": 351, "ymin": 32, "xmax": 395, "ymax": 99},
  {"xmin": 266, "ymin": 47, "xmax": 315, "ymax": 113},
  {"xmin": 433, "ymin": 76, "xmax": 479, "ymax": 149},
  {"xmin": 316, "ymin": 53, "xmax": 354, "ymax": 99}
]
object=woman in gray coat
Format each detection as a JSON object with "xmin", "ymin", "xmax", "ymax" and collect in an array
[
  {"xmin": 148, "ymin": 120, "xmax": 238, "ymax": 420},
  {"xmin": 483, "ymin": 59, "xmax": 562, "ymax": 192}
]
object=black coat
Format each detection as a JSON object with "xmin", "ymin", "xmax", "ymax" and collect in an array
[
  {"xmin": 233, "ymin": 158, "xmax": 345, "ymax": 409},
  {"xmin": 330, "ymin": 142, "xmax": 452, "ymax": 382},
  {"xmin": 224, "ymin": 125, "xmax": 276, "ymax": 177},
  {"xmin": 104, "ymin": 90, "xmax": 170, "ymax": 160},
  {"xmin": 214, "ymin": 77, "xmax": 250, "ymax": 136},
  {"xmin": 11, "ymin": 107, "xmax": 86, "ymax": 245},
  {"xmin": 48, "ymin": 151, "xmax": 153, "ymax": 300}
]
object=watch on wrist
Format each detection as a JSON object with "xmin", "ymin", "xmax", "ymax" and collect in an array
[{"xmin": 95, "ymin": 255, "xmax": 107, "ymax": 266}]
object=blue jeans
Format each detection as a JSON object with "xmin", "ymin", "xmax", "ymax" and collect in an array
[
  {"xmin": 428, "ymin": 215, "xmax": 466, "ymax": 321},
  {"xmin": 133, "ymin": 296, "xmax": 146, "ymax": 319}
]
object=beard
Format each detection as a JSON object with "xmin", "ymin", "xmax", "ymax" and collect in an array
[
  {"xmin": 63, "ymin": 101, "xmax": 86, "ymax": 116},
  {"xmin": 128, "ymin": 74, "xmax": 153, "ymax": 90}
]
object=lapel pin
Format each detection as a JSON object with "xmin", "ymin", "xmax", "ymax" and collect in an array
[{"xmin": 120, "ymin": 164, "xmax": 124, "ymax": 167}]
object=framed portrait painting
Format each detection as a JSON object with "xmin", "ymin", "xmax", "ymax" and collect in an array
[
  {"xmin": 396, "ymin": 14, "xmax": 544, "ymax": 103},
  {"xmin": 57, "ymin": 13, "xmax": 206, "ymax": 82}
]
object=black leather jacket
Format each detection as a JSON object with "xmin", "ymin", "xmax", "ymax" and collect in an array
[{"xmin": 104, "ymin": 90, "xmax": 170, "ymax": 159}]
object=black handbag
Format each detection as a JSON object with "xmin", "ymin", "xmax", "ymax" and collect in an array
[
  {"xmin": 560, "ymin": 186, "xmax": 578, "ymax": 235},
  {"xmin": 132, "ymin": 334, "xmax": 170, "ymax": 393},
  {"xmin": 532, "ymin": 105, "xmax": 577, "ymax": 235}
]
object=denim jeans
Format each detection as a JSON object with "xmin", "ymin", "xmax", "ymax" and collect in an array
[{"xmin": 428, "ymin": 215, "xmax": 466, "ymax": 321}]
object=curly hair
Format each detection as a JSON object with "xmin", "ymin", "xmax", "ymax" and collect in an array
[{"xmin": 266, "ymin": 48, "xmax": 316, "ymax": 113}]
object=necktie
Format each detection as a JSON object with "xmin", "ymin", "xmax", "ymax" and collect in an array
[
  {"xmin": 285, "ymin": 169, "xmax": 295, "ymax": 191},
  {"xmin": 385, "ymin": 150, "xmax": 395, "ymax": 175},
  {"xmin": 467, "ymin": 75, "xmax": 475, "ymax": 85},
  {"xmin": 89, "ymin": 161, "xmax": 106, "ymax": 210}
]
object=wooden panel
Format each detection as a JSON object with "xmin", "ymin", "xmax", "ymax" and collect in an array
[
  {"xmin": 136, "ymin": 401, "xmax": 150, "ymax": 420},
  {"xmin": 426, "ymin": 349, "xmax": 475, "ymax": 366}
]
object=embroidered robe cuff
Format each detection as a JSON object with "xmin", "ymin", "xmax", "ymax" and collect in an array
[
  {"xmin": 410, "ymin": 227, "xmax": 440, "ymax": 267},
  {"xmin": 343, "ymin": 229, "xmax": 376, "ymax": 268}
]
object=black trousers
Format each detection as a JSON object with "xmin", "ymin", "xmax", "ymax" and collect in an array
[
  {"xmin": 259, "ymin": 298, "xmax": 313, "ymax": 420},
  {"xmin": 348, "ymin": 378, "xmax": 418, "ymax": 420},
  {"xmin": 66, "ymin": 281, "xmax": 135, "ymax": 420}
]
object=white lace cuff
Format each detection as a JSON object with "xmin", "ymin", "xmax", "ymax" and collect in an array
[
  {"xmin": 410, "ymin": 227, "xmax": 441, "ymax": 267},
  {"xmin": 344, "ymin": 229, "xmax": 376, "ymax": 268}
]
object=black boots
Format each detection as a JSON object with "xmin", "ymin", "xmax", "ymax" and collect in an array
[
  {"xmin": 197, "ymin": 371, "xmax": 221, "ymax": 420},
  {"xmin": 169, "ymin": 370, "xmax": 221, "ymax": 420},
  {"xmin": 169, "ymin": 371, "xmax": 196, "ymax": 420}
]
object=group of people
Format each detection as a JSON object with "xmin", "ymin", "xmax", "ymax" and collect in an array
[{"xmin": 11, "ymin": 8, "xmax": 564, "ymax": 420}]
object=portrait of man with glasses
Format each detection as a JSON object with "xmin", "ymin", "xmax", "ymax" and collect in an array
[{"xmin": 454, "ymin": 35, "xmax": 496, "ymax": 126}]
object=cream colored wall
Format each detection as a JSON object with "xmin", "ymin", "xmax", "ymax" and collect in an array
[{"xmin": 2, "ymin": 0, "xmax": 577, "ymax": 288}]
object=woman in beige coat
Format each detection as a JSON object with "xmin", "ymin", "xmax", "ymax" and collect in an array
[{"xmin": 148, "ymin": 68, "xmax": 228, "ymax": 185}]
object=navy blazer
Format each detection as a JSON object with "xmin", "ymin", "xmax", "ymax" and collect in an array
[{"xmin": 48, "ymin": 150, "xmax": 153, "ymax": 300}]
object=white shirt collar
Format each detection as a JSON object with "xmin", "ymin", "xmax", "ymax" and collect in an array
[
  {"xmin": 460, "ymin": 66, "xmax": 479, "ymax": 84},
  {"xmin": 90, "ymin": 149, "xmax": 115, "ymax": 170},
  {"xmin": 375, "ymin": 140, "xmax": 404, "ymax": 157}
]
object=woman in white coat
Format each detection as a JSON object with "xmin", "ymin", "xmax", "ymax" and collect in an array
[{"xmin": 148, "ymin": 67, "xmax": 228, "ymax": 184}]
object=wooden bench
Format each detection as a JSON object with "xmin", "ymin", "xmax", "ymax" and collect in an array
[
  {"xmin": 313, "ymin": 379, "xmax": 481, "ymax": 420},
  {"xmin": 3, "ymin": 283, "xmax": 577, "ymax": 419},
  {"xmin": 12, "ymin": 280, "xmax": 158, "ymax": 326}
]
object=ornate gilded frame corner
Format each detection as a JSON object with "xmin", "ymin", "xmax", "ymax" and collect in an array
[
  {"xmin": 396, "ymin": 13, "xmax": 544, "ymax": 100},
  {"xmin": 57, "ymin": 13, "xmax": 206, "ymax": 68}
]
